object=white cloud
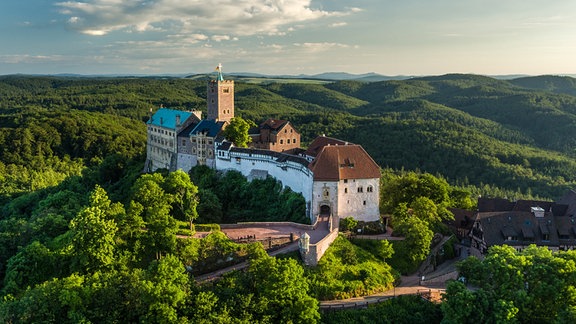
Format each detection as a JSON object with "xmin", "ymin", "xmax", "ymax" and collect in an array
[
  {"xmin": 56, "ymin": 0, "xmax": 355, "ymax": 37},
  {"xmin": 212, "ymin": 35, "xmax": 231, "ymax": 42},
  {"xmin": 330, "ymin": 22, "xmax": 347, "ymax": 28},
  {"xmin": 293, "ymin": 42, "xmax": 351, "ymax": 52}
]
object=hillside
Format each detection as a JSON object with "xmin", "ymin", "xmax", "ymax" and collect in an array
[{"xmin": 2, "ymin": 74, "xmax": 576, "ymax": 200}]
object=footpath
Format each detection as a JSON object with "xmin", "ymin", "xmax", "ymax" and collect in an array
[
  {"xmin": 194, "ymin": 229, "xmax": 462, "ymax": 311},
  {"xmin": 194, "ymin": 241, "xmax": 299, "ymax": 283}
]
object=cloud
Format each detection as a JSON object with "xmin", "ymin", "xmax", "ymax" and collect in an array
[
  {"xmin": 211, "ymin": 35, "xmax": 231, "ymax": 42},
  {"xmin": 293, "ymin": 42, "xmax": 352, "ymax": 52},
  {"xmin": 0, "ymin": 54, "xmax": 66, "ymax": 64},
  {"xmin": 56, "ymin": 0, "xmax": 355, "ymax": 37},
  {"xmin": 330, "ymin": 22, "xmax": 347, "ymax": 28}
]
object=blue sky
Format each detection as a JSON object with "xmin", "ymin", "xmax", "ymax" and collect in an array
[{"xmin": 1, "ymin": 0, "xmax": 575, "ymax": 76}]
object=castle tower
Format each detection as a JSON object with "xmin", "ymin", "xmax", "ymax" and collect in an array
[{"xmin": 207, "ymin": 63, "xmax": 234, "ymax": 123}]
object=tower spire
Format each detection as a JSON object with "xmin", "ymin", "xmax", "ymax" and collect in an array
[{"xmin": 215, "ymin": 63, "xmax": 224, "ymax": 81}]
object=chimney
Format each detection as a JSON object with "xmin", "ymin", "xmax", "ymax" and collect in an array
[{"xmin": 531, "ymin": 206, "xmax": 545, "ymax": 218}]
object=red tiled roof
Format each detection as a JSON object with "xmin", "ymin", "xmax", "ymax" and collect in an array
[
  {"xmin": 260, "ymin": 118, "xmax": 288, "ymax": 130},
  {"xmin": 309, "ymin": 144, "xmax": 380, "ymax": 181},
  {"xmin": 305, "ymin": 135, "xmax": 351, "ymax": 157}
]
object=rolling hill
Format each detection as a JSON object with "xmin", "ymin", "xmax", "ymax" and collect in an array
[{"xmin": 2, "ymin": 74, "xmax": 576, "ymax": 199}]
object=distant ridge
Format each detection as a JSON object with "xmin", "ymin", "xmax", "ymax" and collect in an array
[
  {"xmin": 3, "ymin": 72, "xmax": 576, "ymax": 83},
  {"xmin": 508, "ymin": 75, "xmax": 576, "ymax": 96}
]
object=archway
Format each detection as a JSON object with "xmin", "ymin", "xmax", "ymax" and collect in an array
[{"xmin": 320, "ymin": 205, "xmax": 331, "ymax": 215}]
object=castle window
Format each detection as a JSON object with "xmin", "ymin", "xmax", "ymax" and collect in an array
[
  {"xmin": 358, "ymin": 187, "xmax": 363, "ymax": 193},
  {"xmin": 367, "ymin": 186, "xmax": 373, "ymax": 193},
  {"xmin": 182, "ymin": 139, "xmax": 186, "ymax": 146},
  {"xmin": 344, "ymin": 188, "xmax": 348, "ymax": 194},
  {"xmin": 344, "ymin": 179, "xmax": 348, "ymax": 183},
  {"xmin": 280, "ymin": 139, "xmax": 284, "ymax": 144},
  {"xmin": 363, "ymin": 200, "xmax": 366, "ymax": 205},
  {"xmin": 223, "ymin": 88, "xmax": 230, "ymax": 93}
]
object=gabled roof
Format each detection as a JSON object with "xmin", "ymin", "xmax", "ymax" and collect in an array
[
  {"xmin": 305, "ymin": 135, "xmax": 351, "ymax": 158},
  {"xmin": 478, "ymin": 197, "xmax": 515, "ymax": 212},
  {"xmin": 475, "ymin": 211, "xmax": 559, "ymax": 247},
  {"xmin": 260, "ymin": 118, "xmax": 289, "ymax": 131},
  {"xmin": 447, "ymin": 208, "xmax": 475, "ymax": 230},
  {"xmin": 308, "ymin": 144, "xmax": 380, "ymax": 181},
  {"xmin": 177, "ymin": 120, "xmax": 199, "ymax": 138},
  {"xmin": 148, "ymin": 108, "xmax": 193, "ymax": 130},
  {"xmin": 512, "ymin": 200, "xmax": 554, "ymax": 212},
  {"xmin": 189, "ymin": 120, "xmax": 226, "ymax": 137},
  {"xmin": 557, "ymin": 190, "xmax": 576, "ymax": 217}
]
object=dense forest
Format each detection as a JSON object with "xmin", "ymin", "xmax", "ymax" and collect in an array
[
  {"xmin": 2, "ymin": 73, "xmax": 576, "ymax": 322},
  {"xmin": 3, "ymin": 74, "xmax": 576, "ymax": 200}
]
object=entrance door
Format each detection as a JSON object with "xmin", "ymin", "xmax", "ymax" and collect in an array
[{"xmin": 320, "ymin": 205, "xmax": 331, "ymax": 215}]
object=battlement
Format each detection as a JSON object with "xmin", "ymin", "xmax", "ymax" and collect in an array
[{"xmin": 210, "ymin": 80, "xmax": 234, "ymax": 85}]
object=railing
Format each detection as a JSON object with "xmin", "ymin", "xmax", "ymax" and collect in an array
[{"xmin": 320, "ymin": 289, "xmax": 445, "ymax": 312}]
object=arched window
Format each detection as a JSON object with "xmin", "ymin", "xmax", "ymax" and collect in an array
[
  {"xmin": 280, "ymin": 139, "xmax": 284, "ymax": 144},
  {"xmin": 367, "ymin": 185, "xmax": 373, "ymax": 192}
]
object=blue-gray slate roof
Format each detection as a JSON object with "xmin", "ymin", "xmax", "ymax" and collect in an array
[{"xmin": 189, "ymin": 120, "xmax": 226, "ymax": 137}]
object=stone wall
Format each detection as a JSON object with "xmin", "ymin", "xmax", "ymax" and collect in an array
[
  {"xmin": 301, "ymin": 229, "xmax": 339, "ymax": 266},
  {"xmin": 216, "ymin": 148, "xmax": 314, "ymax": 220}
]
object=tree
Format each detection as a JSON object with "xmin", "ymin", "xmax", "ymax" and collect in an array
[
  {"xmin": 225, "ymin": 244, "xmax": 321, "ymax": 323},
  {"xmin": 131, "ymin": 173, "xmax": 170, "ymax": 222},
  {"xmin": 339, "ymin": 217, "xmax": 358, "ymax": 232},
  {"xmin": 163, "ymin": 170, "xmax": 199, "ymax": 236},
  {"xmin": 394, "ymin": 217, "xmax": 433, "ymax": 262},
  {"xmin": 448, "ymin": 245, "xmax": 576, "ymax": 323},
  {"xmin": 223, "ymin": 117, "xmax": 255, "ymax": 148},
  {"xmin": 380, "ymin": 171, "xmax": 455, "ymax": 221},
  {"xmin": 2, "ymin": 241, "xmax": 56, "ymax": 296},
  {"xmin": 70, "ymin": 186, "xmax": 119, "ymax": 272},
  {"xmin": 141, "ymin": 255, "xmax": 190, "ymax": 323}
]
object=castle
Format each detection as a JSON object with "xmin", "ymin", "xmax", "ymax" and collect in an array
[{"xmin": 144, "ymin": 66, "xmax": 381, "ymax": 227}]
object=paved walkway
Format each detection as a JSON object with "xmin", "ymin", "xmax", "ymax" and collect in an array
[
  {"xmin": 194, "ymin": 217, "xmax": 332, "ymax": 283},
  {"xmin": 319, "ymin": 273, "xmax": 447, "ymax": 310},
  {"xmin": 193, "ymin": 222, "xmax": 458, "ymax": 309},
  {"xmin": 194, "ymin": 215, "xmax": 330, "ymax": 243}
]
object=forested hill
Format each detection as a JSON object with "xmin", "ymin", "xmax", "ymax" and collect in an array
[{"xmin": 2, "ymin": 74, "xmax": 576, "ymax": 199}]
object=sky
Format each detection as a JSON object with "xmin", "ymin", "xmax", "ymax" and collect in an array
[{"xmin": 1, "ymin": 0, "xmax": 575, "ymax": 76}]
